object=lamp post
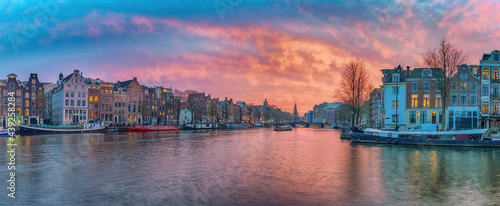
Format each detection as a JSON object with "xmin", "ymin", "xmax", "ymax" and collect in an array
[{"xmin": 395, "ymin": 74, "xmax": 399, "ymax": 131}]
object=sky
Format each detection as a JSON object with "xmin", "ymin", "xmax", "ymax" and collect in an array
[{"xmin": 1, "ymin": 0, "xmax": 500, "ymax": 115}]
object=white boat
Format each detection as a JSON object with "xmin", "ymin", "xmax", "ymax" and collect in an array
[{"xmin": 274, "ymin": 125, "xmax": 293, "ymax": 131}]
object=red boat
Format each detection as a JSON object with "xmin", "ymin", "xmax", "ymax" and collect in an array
[
  {"xmin": 128, "ymin": 125, "xmax": 144, "ymax": 132},
  {"xmin": 135, "ymin": 126, "xmax": 179, "ymax": 132}
]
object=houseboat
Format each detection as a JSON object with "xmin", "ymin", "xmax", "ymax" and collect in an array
[
  {"xmin": 135, "ymin": 125, "xmax": 179, "ymax": 132},
  {"xmin": 274, "ymin": 125, "xmax": 293, "ymax": 131},
  {"xmin": 350, "ymin": 128, "xmax": 500, "ymax": 147},
  {"xmin": 19, "ymin": 124, "xmax": 107, "ymax": 135},
  {"xmin": 185, "ymin": 123, "xmax": 219, "ymax": 130},
  {"xmin": 0, "ymin": 129, "xmax": 9, "ymax": 136}
]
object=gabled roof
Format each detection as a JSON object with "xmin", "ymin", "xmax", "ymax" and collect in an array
[
  {"xmin": 61, "ymin": 73, "xmax": 74, "ymax": 83},
  {"xmin": 382, "ymin": 65, "xmax": 409, "ymax": 83},
  {"xmin": 187, "ymin": 93, "xmax": 205, "ymax": 102},
  {"xmin": 116, "ymin": 80, "xmax": 133, "ymax": 88},
  {"xmin": 408, "ymin": 68, "xmax": 444, "ymax": 79}
]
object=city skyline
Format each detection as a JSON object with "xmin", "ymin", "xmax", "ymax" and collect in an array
[{"xmin": 2, "ymin": 0, "xmax": 500, "ymax": 114}]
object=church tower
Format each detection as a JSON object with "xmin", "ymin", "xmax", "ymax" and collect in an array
[{"xmin": 293, "ymin": 102, "xmax": 298, "ymax": 121}]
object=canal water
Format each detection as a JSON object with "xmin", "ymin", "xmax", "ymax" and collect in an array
[{"xmin": 1, "ymin": 128, "xmax": 500, "ymax": 205}]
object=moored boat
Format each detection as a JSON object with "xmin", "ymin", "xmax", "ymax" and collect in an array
[
  {"xmin": 350, "ymin": 128, "xmax": 500, "ymax": 147},
  {"xmin": 0, "ymin": 129, "xmax": 9, "ymax": 136},
  {"xmin": 135, "ymin": 125, "xmax": 179, "ymax": 132},
  {"xmin": 128, "ymin": 125, "xmax": 143, "ymax": 132},
  {"xmin": 274, "ymin": 125, "xmax": 293, "ymax": 131},
  {"xmin": 19, "ymin": 124, "xmax": 107, "ymax": 135}
]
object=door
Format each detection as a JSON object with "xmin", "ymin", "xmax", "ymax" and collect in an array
[{"xmin": 432, "ymin": 112, "xmax": 436, "ymax": 124}]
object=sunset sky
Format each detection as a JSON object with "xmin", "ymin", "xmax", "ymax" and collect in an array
[{"xmin": 1, "ymin": 0, "xmax": 499, "ymax": 115}]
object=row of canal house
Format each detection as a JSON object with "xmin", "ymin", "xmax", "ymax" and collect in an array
[
  {"xmin": 381, "ymin": 64, "xmax": 482, "ymax": 131},
  {"xmin": 379, "ymin": 50, "xmax": 500, "ymax": 130},
  {"xmin": 1, "ymin": 73, "xmax": 45, "ymax": 127},
  {"xmin": 1, "ymin": 69, "xmax": 182, "ymax": 128}
]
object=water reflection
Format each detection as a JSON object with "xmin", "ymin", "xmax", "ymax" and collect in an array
[{"xmin": 0, "ymin": 128, "xmax": 499, "ymax": 205}]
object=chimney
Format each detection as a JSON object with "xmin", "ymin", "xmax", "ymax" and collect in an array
[
  {"xmin": 406, "ymin": 66, "xmax": 410, "ymax": 78},
  {"xmin": 133, "ymin": 77, "xmax": 137, "ymax": 81}
]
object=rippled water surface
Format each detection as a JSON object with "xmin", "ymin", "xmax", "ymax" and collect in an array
[{"xmin": 1, "ymin": 128, "xmax": 500, "ymax": 205}]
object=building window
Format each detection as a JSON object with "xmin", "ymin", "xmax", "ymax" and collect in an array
[
  {"xmin": 90, "ymin": 96, "xmax": 93, "ymax": 102},
  {"xmin": 423, "ymin": 81, "xmax": 430, "ymax": 91},
  {"xmin": 460, "ymin": 93, "xmax": 467, "ymax": 105},
  {"xmin": 25, "ymin": 100, "xmax": 29, "ymax": 107},
  {"xmin": 436, "ymin": 95, "xmax": 442, "ymax": 107},
  {"xmin": 436, "ymin": 82, "xmax": 441, "ymax": 91},
  {"xmin": 483, "ymin": 69, "xmax": 489, "ymax": 79},
  {"xmin": 482, "ymin": 84, "xmax": 490, "ymax": 96},
  {"xmin": 25, "ymin": 93, "xmax": 29, "ymax": 98},
  {"xmin": 494, "ymin": 69, "xmax": 499, "ymax": 80},
  {"xmin": 451, "ymin": 93, "xmax": 458, "ymax": 105},
  {"xmin": 410, "ymin": 111, "xmax": 416, "ymax": 123},
  {"xmin": 420, "ymin": 111, "xmax": 427, "ymax": 124},
  {"xmin": 90, "ymin": 104, "xmax": 93, "ymax": 109},
  {"xmin": 391, "ymin": 114, "xmax": 399, "ymax": 124},
  {"xmin": 451, "ymin": 82, "xmax": 458, "ymax": 90},
  {"xmin": 483, "ymin": 103, "xmax": 489, "ymax": 114},
  {"xmin": 470, "ymin": 82, "xmax": 477, "ymax": 90},
  {"xmin": 25, "ymin": 109, "xmax": 29, "ymax": 116},
  {"xmin": 71, "ymin": 92, "xmax": 74, "ymax": 97},
  {"xmin": 470, "ymin": 93, "xmax": 477, "ymax": 105},
  {"xmin": 391, "ymin": 100, "xmax": 399, "ymax": 109},
  {"xmin": 494, "ymin": 85, "xmax": 500, "ymax": 96},
  {"xmin": 392, "ymin": 86, "xmax": 399, "ymax": 95},
  {"xmin": 77, "ymin": 100, "xmax": 81, "ymax": 106},
  {"xmin": 82, "ymin": 100, "xmax": 86, "ymax": 107},
  {"xmin": 460, "ymin": 82, "xmax": 467, "ymax": 90},
  {"xmin": 461, "ymin": 73, "xmax": 467, "ymax": 79},
  {"xmin": 412, "ymin": 94, "xmax": 418, "ymax": 107},
  {"xmin": 65, "ymin": 100, "xmax": 69, "ymax": 106},
  {"xmin": 423, "ymin": 94, "xmax": 430, "ymax": 107},
  {"xmin": 67, "ymin": 84, "xmax": 71, "ymax": 89},
  {"xmin": 71, "ymin": 100, "xmax": 74, "ymax": 106},
  {"xmin": 493, "ymin": 105, "xmax": 499, "ymax": 115}
]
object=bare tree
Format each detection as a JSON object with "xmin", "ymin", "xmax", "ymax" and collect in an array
[
  {"xmin": 421, "ymin": 37, "xmax": 468, "ymax": 130},
  {"xmin": 335, "ymin": 58, "xmax": 371, "ymax": 127},
  {"xmin": 173, "ymin": 89, "xmax": 199, "ymax": 102}
]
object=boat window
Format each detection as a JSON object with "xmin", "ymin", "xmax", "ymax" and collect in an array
[
  {"xmin": 373, "ymin": 133, "xmax": 379, "ymax": 136},
  {"xmin": 388, "ymin": 133, "xmax": 392, "ymax": 137},
  {"xmin": 469, "ymin": 134, "xmax": 481, "ymax": 140},
  {"xmin": 415, "ymin": 135, "xmax": 427, "ymax": 139},
  {"xmin": 428, "ymin": 135, "xmax": 439, "ymax": 139},
  {"xmin": 441, "ymin": 135, "xmax": 456, "ymax": 140}
]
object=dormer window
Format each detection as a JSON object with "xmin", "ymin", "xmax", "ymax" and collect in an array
[{"xmin": 393, "ymin": 74, "xmax": 400, "ymax": 82}]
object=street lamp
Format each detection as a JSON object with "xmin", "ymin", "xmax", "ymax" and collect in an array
[{"xmin": 395, "ymin": 74, "xmax": 399, "ymax": 131}]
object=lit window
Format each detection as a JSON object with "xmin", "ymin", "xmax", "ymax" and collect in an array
[
  {"xmin": 483, "ymin": 104, "xmax": 489, "ymax": 114},
  {"xmin": 451, "ymin": 82, "xmax": 458, "ymax": 90},
  {"xmin": 423, "ymin": 94, "xmax": 429, "ymax": 107},
  {"xmin": 436, "ymin": 95, "xmax": 442, "ymax": 107},
  {"xmin": 460, "ymin": 82, "xmax": 467, "ymax": 90},
  {"xmin": 411, "ymin": 95, "xmax": 418, "ymax": 107},
  {"xmin": 483, "ymin": 69, "xmax": 489, "ymax": 79}
]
